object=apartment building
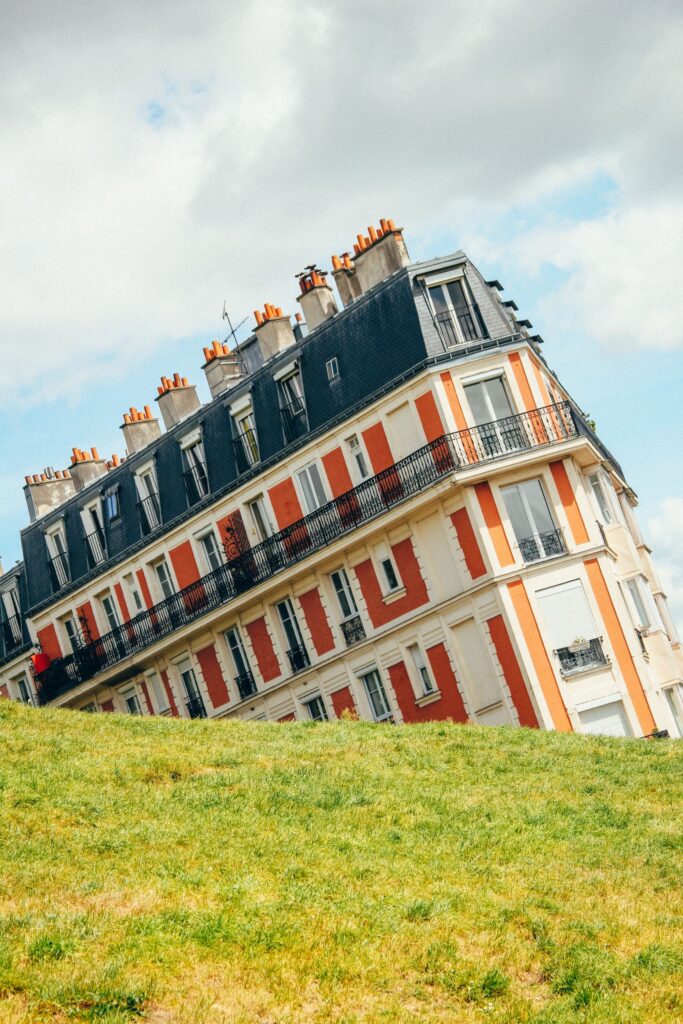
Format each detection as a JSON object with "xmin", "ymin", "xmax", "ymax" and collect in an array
[{"xmin": 1, "ymin": 219, "xmax": 682, "ymax": 738}]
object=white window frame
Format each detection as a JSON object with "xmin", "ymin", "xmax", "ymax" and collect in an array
[
  {"xmin": 121, "ymin": 686, "xmax": 142, "ymax": 715},
  {"xmin": 180, "ymin": 436, "xmax": 209, "ymax": 500},
  {"xmin": 11, "ymin": 672, "xmax": 34, "ymax": 705},
  {"xmin": 345, "ymin": 433, "xmax": 370, "ymax": 483},
  {"xmin": 359, "ymin": 666, "xmax": 393, "ymax": 722},
  {"xmin": 501, "ymin": 478, "xmax": 562, "ymax": 562},
  {"xmin": 407, "ymin": 642, "xmax": 436, "ymax": 696},
  {"xmin": 248, "ymin": 495, "xmax": 274, "ymax": 543},
  {"xmin": 151, "ymin": 557, "xmax": 175, "ymax": 601},
  {"xmin": 145, "ymin": 670, "xmax": 171, "ymax": 715},
  {"xmin": 80, "ymin": 500, "xmax": 107, "ymax": 566},
  {"xmin": 296, "ymin": 462, "xmax": 328, "ymax": 514},
  {"xmin": 97, "ymin": 590, "xmax": 121, "ymax": 634},
  {"xmin": 330, "ymin": 568, "xmax": 358, "ymax": 622},
  {"xmin": 197, "ymin": 529, "xmax": 223, "ymax": 573},
  {"xmin": 123, "ymin": 572, "xmax": 144, "ymax": 616},
  {"xmin": 664, "ymin": 684, "xmax": 683, "ymax": 738},
  {"xmin": 375, "ymin": 543, "xmax": 402, "ymax": 596},
  {"xmin": 1, "ymin": 585, "xmax": 22, "ymax": 646},
  {"xmin": 232, "ymin": 406, "xmax": 260, "ymax": 468},
  {"xmin": 224, "ymin": 626, "xmax": 252, "ymax": 682},
  {"xmin": 624, "ymin": 575, "xmax": 660, "ymax": 633},
  {"xmin": 134, "ymin": 464, "xmax": 161, "ymax": 530},
  {"xmin": 45, "ymin": 523, "xmax": 70, "ymax": 587},
  {"xmin": 588, "ymin": 472, "xmax": 614, "ymax": 525},
  {"xmin": 59, "ymin": 612, "xmax": 83, "ymax": 653},
  {"xmin": 303, "ymin": 694, "xmax": 329, "ymax": 721},
  {"xmin": 425, "ymin": 271, "xmax": 480, "ymax": 347},
  {"xmin": 326, "ymin": 357, "xmax": 340, "ymax": 382}
]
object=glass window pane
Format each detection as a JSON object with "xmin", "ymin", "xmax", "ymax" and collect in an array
[
  {"xmin": 445, "ymin": 279, "xmax": 468, "ymax": 312},
  {"xmin": 522, "ymin": 480, "xmax": 555, "ymax": 534},
  {"xmin": 502, "ymin": 486, "xmax": 532, "ymax": 541},
  {"xmin": 464, "ymin": 382, "xmax": 489, "ymax": 425},
  {"xmin": 485, "ymin": 378, "xmax": 514, "ymax": 421}
]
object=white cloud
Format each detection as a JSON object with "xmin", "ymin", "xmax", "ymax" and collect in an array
[
  {"xmin": 646, "ymin": 498, "xmax": 683, "ymax": 639},
  {"xmin": 0, "ymin": 0, "xmax": 682, "ymax": 406}
]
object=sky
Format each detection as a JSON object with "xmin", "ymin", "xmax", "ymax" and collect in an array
[{"xmin": 0, "ymin": 0, "xmax": 682, "ymax": 629}]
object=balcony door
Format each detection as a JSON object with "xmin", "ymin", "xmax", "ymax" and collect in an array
[
  {"xmin": 464, "ymin": 376, "xmax": 524, "ymax": 456},
  {"xmin": 429, "ymin": 278, "xmax": 484, "ymax": 345}
]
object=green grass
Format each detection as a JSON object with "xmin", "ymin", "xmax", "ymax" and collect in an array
[{"xmin": 0, "ymin": 702, "xmax": 681, "ymax": 1023}]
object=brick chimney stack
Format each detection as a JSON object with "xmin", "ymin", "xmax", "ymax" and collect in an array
[
  {"xmin": 252, "ymin": 304, "xmax": 296, "ymax": 361},
  {"xmin": 331, "ymin": 252, "xmax": 363, "ymax": 307},
  {"xmin": 23, "ymin": 468, "xmax": 76, "ymax": 523},
  {"xmin": 155, "ymin": 374, "xmax": 201, "ymax": 430},
  {"xmin": 295, "ymin": 266, "xmax": 338, "ymax": 331},
  {"xmin": 333, "ymin": 219, "xmax": 410, "ymax": 302},
  {"xmin": 120, "ymin": 404, "xmax": 162, "ymax": 455},
  {"xmin": 202, "ymin": 340, "xmax": 243, "ymax": 400},
  {"xmin": 69, "ymin": 447, "xmax": 107, "ymax": 492}
]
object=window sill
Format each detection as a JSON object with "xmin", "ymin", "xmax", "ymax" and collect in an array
[
  {"xmin": 415, "ymin": 689, "xmax": 442, "ymax": 708},
  {"xmin": 382, "ymin": 586, "xmax": 407, "ymax": 605},
  {"xmin": 560, "ymin": 661, "xmax": 611, "ymax": 680}
]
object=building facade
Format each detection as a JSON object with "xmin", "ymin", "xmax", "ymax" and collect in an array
[{"xmin": 1, "ymin": 220, "xmax": 682, "ymax": 738}]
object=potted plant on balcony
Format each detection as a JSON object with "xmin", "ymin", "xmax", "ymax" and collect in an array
[{"xmin": 567, "ymin": 636, "xmax": 591, "ymax": 654}]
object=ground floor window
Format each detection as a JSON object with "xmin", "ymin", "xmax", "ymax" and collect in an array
[{"xmin": 360, "ymin": 668, "xmax": 393, "ymax": 722}]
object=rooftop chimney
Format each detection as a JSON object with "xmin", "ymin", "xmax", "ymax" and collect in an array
[
  {"xmin": 69, "ymin": 447, "xmax": 107, "ymax": 492},
  {"xmin": 252, "ymin": 304, "xmax": 296, "ymax": 362},
  {"xmin": 337, "ymin": 219, "xmax": 410, "ymax": 298},
  {"xmin": 23, "ymin": 468, "xmax": 76, "ymax": 523},
  {"xmin": 120, "ymin": 404, "xmax": 162, "ymax": 455},
  {"xmin": 202, "ymin": 340, "xmax": 243, "ymax": 399},
  {"xmin": 295, "ymin": 266, "xmax": 338, "ymax": 331},
  {"xmin": 155, "ymin": 373, "xmax": 201, "ymax": 430},
  {"xmin": 331, "ymin": 252, "xmax": 363, "ymax": 307}
]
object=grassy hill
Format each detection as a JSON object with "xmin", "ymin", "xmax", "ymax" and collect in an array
[{"xmin": 0, "ymin": 704, "xmax": 681, "ymax": 1024}]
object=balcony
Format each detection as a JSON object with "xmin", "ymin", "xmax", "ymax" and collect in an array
[
  {"xmin": 2, "ymin": 614, "xmax": 23, "ymax": 652},
  {"xmin": 48, "ymin": 552, "xmax": 70, "ymax": 593},
  {"xmin": 340, "ymin": 614, "xmax": 366, "ymax": 647},
  {"xmin": 280, "ymin": 397, "xmax": 308, "ymax": 444},
  {"xmin": 232, "ymin": 430, "xmax": 259, "ymax": 475},
  {"xmin": 183, "ymin": 465, "xmax": 210, "ymax": 508},
  {"xmin": 518, "ymin": 529, "xmax": 566, "ymax": 564},
  {"xmin": 137, "ymin": 493, "xmax": 162, "ymax": 536},
  {"xmin": 434, "ymin": 301, "xmax": 489, "ymax": 348},
  {"xmin": 84, "ymin": 529, "xmax": 107, "ymax": 569},
  {"xmin": 34, "ymin": 402, "xmax": 579, "ymax": 705},
  {"xmin": 556, "ymin": 637, "xmax": 608, "ymax": 676},
  {"xmin": 287, "ymin": 644, "xmax": 310, "ymax": 674},
  {"xmin": 185, "ymin": 694, "xmax": 207, "ymax": 719},
  {"xmin": 235, "ymin": 670, "xmax": 258, "ymax": 700}
]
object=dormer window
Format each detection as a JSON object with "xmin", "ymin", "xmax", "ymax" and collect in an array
[
  {"xmin": 427, "ymin": 274, "xmax": 488, "ymax": 347},
  {"xmin": 277, "ymin": 368, "xmax": 308, "ymax": 443},
  {"xmin": 1, "ymin": 585, "xmax": 22, "ymax": 650},
  {"xmin": 135, "ymin": 466, "xmax": 161, "ymax": 535},
  {"xmin": 180, "ymin": 435, "xmax": 209, "ymax": 506},
  {"xmin": 45, "ymin": 524, "xmax": 70, "ymax": 591},
  {"xmin": 229, "ymin": 399, "xmax": 260, "ymax": 474},
  {"xmin": 81, "ymin": 501, "xmax": 107, "ymax": 568}
]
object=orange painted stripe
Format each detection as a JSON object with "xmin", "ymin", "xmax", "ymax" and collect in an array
[
  {"xmin": 76, "ymin": 601, "xmax": 100, "ymax": 641},
  {"xmin": 362, "ymin": 421, "xmax": 394, "ymax": 474},
  {"xmin": 113, "ymin": 582, "xmax": 131, "ymax": 623},
  {"xmin": 136, "ymin": 569, "xmax": 155, "ymax": 610},
  {"xmin": 439, "ymin": 371, "xmax": 468, "ymax": 431},
  {"xmin": 549, "ymin": 460, "xmax": 589, "ymax": 545},
  {"xmin": 322, "ymin": 447, "xmax": 354, "ymax": 499},
  {"xmin": 530, "ymin": 356, "xmax": 553, "ymax": 406},
  {"xmin": 415, "ymin": 390, "xmax": 445, "ymax": 443},
  {"xmin": 508, "ymin": 352, "xmax": 535, "ymax": 411},
  {"xmin": 268, "ymin": 477, "xmax": 304, "ymax": 530},
  {"xmin": 507, "ymin": 579, "xmax": 573, "ymax": 732},
  {"xmin": 475, "ymin": 482, "xmax": 514, "ymax": 567},
  {"xmin": 451, "ymin": 507, "xmax": 487, "ymax": 579},
  {"xmin": 583, "ymin": 559, "xmax": 656, "ymax": 735},
  {"xmin": 168, "ymin": 540, "xmax": 201, "ymax": 590},
  {"xmin": 487, "ymin": 614, "xmax": 539, "ymax": 728}
]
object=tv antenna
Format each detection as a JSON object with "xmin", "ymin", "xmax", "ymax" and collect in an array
[{"xmin": 222, "ymin": 302, "xmax": 248, "ymax": 347}]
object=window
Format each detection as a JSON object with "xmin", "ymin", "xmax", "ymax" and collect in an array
[
  {"xmin": 153, "ymin": 559, "xmax": 175, "ymax": 601},
  {"xmin": 104, "ymin": 487, "xmax": 121, "ymax": 522},
  {"xmin": 182, "ymin": 439, "xmax": 209, "ymax": 504},
  {"xmin": 346, "ymin": 434, "xmax": 369, "ymax": 482},
  {"xmin": 463, "ymin": 376, "xmax": 526, "ymax": 456},
  {"xmin": 122, "ymin": 689, "xmax": 141, "ymax": 715},
  {"xmin": 664, "ymin": 685, "xmax": 683, "ymax": 737},
  {"xmin": 1, "ymin": 586, "xmax": 22, "ymax": 647},
  {"xmin": 296, "ymin": 463, "xmax": 328, "ymax": 514},
  {"xmin": 225, "ymin": 627, "xmax": 255, "ymax": 696},
  {"xmin": 330, "ymin": 569, "xmax": 358, "ymax": 620},
  {"xmin": 578, "ymin": 699, "xmax": 632, "ymax": 737},
  {"xmin": 408, "ymin": 643, "xmax": 435, "ymax": 695},
  {"xmin": 123, "ymin": 573, "xmax": 144, "ymax": 615},
  {"xmin": 279, "ymin": 371, "xmax": 308, "ymax": 442},
  {"xmin": 501, "ymin": 479, "xmax": 564, "ymax": 562},
  {"xmin": 177, "ymin": 658, "xmax": 206, "ymax": 718},
  {"xmin": 12, "ymin": 673, "xmax": 33, "ymax": 705},
  {"xmin": 45, "ymin": 526, "xmax": 70, "ymax": 589},
  {"xmin": 232, "ymin": 409, "xmax": 260, "ymax": 471},
  {"xmin": 304, "ymin": 695, "xmax": 329, "ymax": 721},
  {"xmin": 625, "ymin": 577, "xmax": 655, "ymax": 630},
  {"xmin": 146, "ymin": 671, "xmax": 170, "ymax": 714},
  {"xmin": 588, "ymin": 473, "xmax": 613, "ymax": 525},
  {"xmin": 249, "ymin": 496, "xmax": 273, "ymax": 543},
  {"xmin": 276, "ymin": 598, "xmax": 309, "ymax": 672},
  {"xmin": 376, "ymin": 547, "xmax": 400, "ymax": 594},
  {"xmin": 81, "ymin": 503, "xmax": 107, "ymax": 567},
  {"xmin": 135, "ymin": 468, "xmax": 161, "ymax": 532},
  {"xmin": 360, "ymin": 668, "xmax": 393, "ymax": 722},
  {"xmin": 199, "ymin": 531, "xmax": 222, "ymax": 573},
  {"xmin": 326, "ymin": 357, "xmax": 339, "ymax": 382},
  {"xmin": 428, "ymin": 277, "xmax": 487, "ymax": 346},
  {"xmin": 98, "ymin": 592, "xmax": 121, "ymax": 634},
  {"xmin": 61, "ymin": 614, "xmax": 83, "ymax": 653},
  {"xmin": 536, "ymin": 579, "xmax": 607, "ymax": 675}
]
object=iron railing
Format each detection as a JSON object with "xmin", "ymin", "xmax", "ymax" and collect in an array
[
  {"xmin": 137, "ymin": 493, "xmax": 162, "ymax": 535},
  {"xmin": 518, "ymin": 528, "xmax": 566, "ymax": 564},
  {"xmin": 2, "ymin": 615, "xmax": 23, "ymax": 652},
  {"xmin": 232, "ymin": 429, "xmax": 260, "ymax": 475},
  {"xmin": 341, "ymin": 614, "xmax": 366, "ymax": 647},
  {"xmin": 280, "ymin": 398, "xmax": 308, "ymax": 443},
  {"xmin": 48, "ymin": 552, "xmax": 70, "ymax": 592},
  {"xmin": 34, "ymin": 402, "xmax": 578, "ymax": 704},
  {"xmin": 435, "ymin": 302, "xmax": 489, "ymax": 348},
  {"xmin": 84, "ymin": 529, "xmax": 107, "ymax": 569},
  {"xmin": 183, "ymin": 465, "xmax": 210, "ymax": 507},
  {"xmin": 185, "ymin": 694, "xmax": 207, "ymax": 719},
  {"xmin": 235, "ymin": 670, "xmax": 258, "ymax": 700},
  {"xmin": 286, "ymin": 644, "xmax": 310, "ymax": 674},
  {"xmin": 556, "ymin": 637, "xmax": 608, "ymax": 675}
]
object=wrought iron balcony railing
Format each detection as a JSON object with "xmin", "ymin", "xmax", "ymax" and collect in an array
[
  {"xmin": 280, "ymin": 398, "xmax": 308, "ymax": 443},
  {"xmin": 185, "ymin": 694, "xmax": 207, "ymax": 719},
  {"xmin": 556, "ymin": 637, "xmax": 608, "ymax": 676},
  {"xmin": 2, "ymin": 615, "xmax": 23, "ymax": 652},
  {"xmin": 34, "ymin": 402, "xmax": 578, "ymax": 705},
  {"xmin": 48, "ymin": 552, "xmax": 70, "ymax": 592},
  {"xmin": 183, "ymin": 465, "xmax": 210, "ymax": 507},
  {"xmin": 286, "ymin": 644, "xmax": 310, "ymax": 674},
  {"xmin": 518, "ymin": 528, "xmax": 566, "ymax": 564},
  {"xmin": 235, "ymin": 670, "xmax": 258, "ymax": 700},
  {"xmin": 137, "ymin": 493, "xmax": 162, "ymax": 536},
  {"xmin": 232, "ymin": 429, "xmax": 260, "ymax": 475},
  {"xmin": 434, "ymin": 301, "xmax": 489, "ymax": 348},
  {"xmin": 84, "ymin": 529, "xmax": 107, "ymax": 569},
  {"xmin": 340, "ymin": 614, "xmax": 366, "ymax": 647}
]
